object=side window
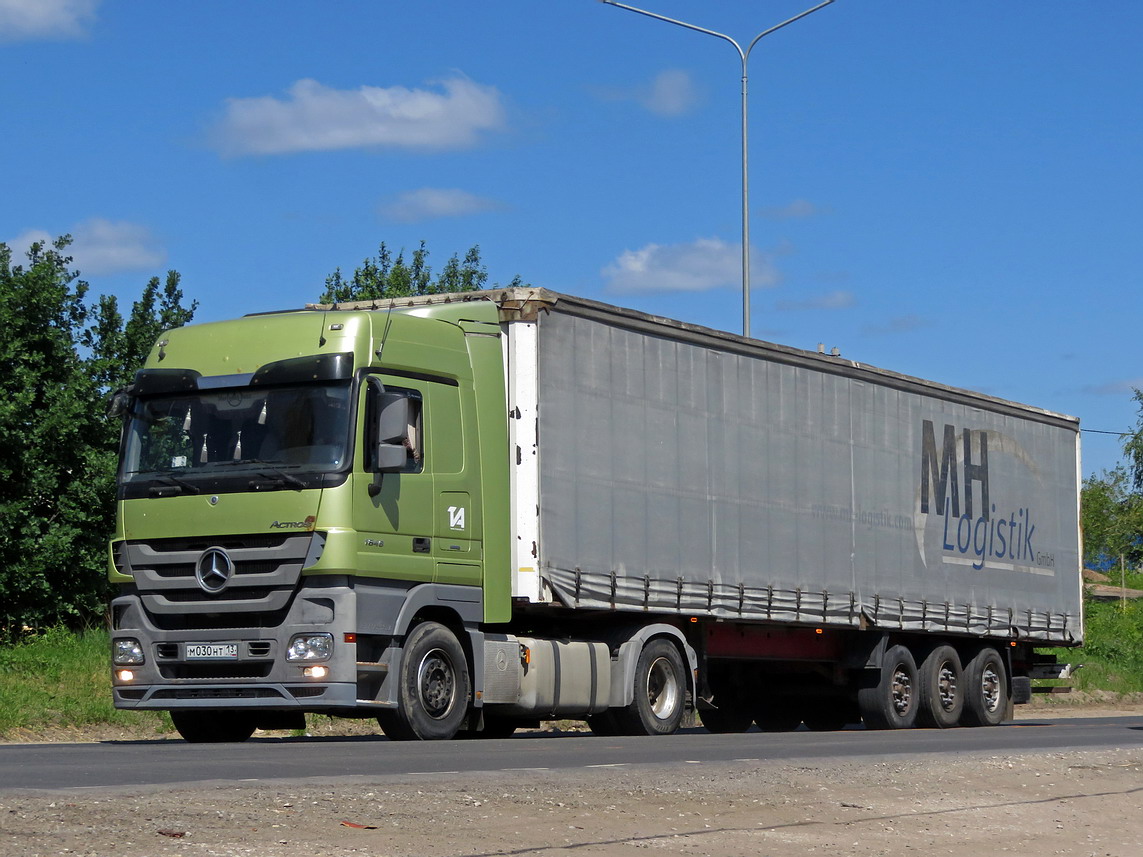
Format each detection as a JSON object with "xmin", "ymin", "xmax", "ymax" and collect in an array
[{"xmin": 365, "ymin": 381, "xmax": 424, "ymax": 474}]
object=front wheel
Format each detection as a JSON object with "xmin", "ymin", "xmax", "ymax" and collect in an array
[
  {"xmin": 383, "ymin": 621, "xmax": 471, "ymax": 740},
  {"xmin": 961, "ymin": 647, "xmax": 1008, "ymax": 727},
  {"xmin": 170, "ymin": 710, "xmax": 257, "ymax": 743},
  {"xmin": 858, "ymin": 644, "xmax": 919, "ymax": 730},
  {"xmin": 613, "ymin": 639, "xmax": 687, "ymax": 736}
]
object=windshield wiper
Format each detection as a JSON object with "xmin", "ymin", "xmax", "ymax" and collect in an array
[
  {"xmin": 147, "ymin": 474, "xmax": 202, "ymax": 497},
  {"xmin": 248, "ymin": 468, "xmax": 307, "ymax": 491}
]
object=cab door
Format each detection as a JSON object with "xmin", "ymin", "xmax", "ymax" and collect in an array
[
  {"xmin": 428, "ymin": 383, "xmax": 481, "ymax": 587},
  {"xmin": 351, "ymin": 377, "xmax": 434, "ymax": 583}
]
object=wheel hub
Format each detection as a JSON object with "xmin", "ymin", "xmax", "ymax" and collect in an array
[{"xmin": 418, "ymin": 649, "xmax": 455, "ymax": 719}]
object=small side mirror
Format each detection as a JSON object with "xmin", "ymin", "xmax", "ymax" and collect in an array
[
  {"xmin": 368, "ymin": 378, "xmax": 410, "ymax": 474},
  {"xmin": 107, "ymin": 389, "xmax": 132, "ymax": 418}
]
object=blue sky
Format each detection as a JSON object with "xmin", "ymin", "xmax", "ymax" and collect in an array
[{"xmin": 2, "ymin": 1, "xmax": 1140, "ymax": 476}]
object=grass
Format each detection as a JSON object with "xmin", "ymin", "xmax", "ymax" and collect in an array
[
  {"xmin": 0, "ymin": 627, "xmax": 171, "ymax": 738},
  {"xmin": 1039, "ymin": 596, "xmax": 1143, "ymax": 696},
  {"xmin": 2, "ymin": 595, "xmax": 1141, "ymax": 740}
]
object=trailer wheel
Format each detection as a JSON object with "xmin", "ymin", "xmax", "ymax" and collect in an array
[
  {"xmin": 917, "ymin": 645, "xmax": 964, "ymax": 728},
  {"xmin": 858, "ymin": 644, "xmax": 919, "ymax": 730},
  {"xmin": 170, "ymin": 710, "xmax": 257, "ymax": 743},
  {"xmin": 382, "ymin": 621, "xmax": 471, "ymax": 740},
  {"xmin": 961, "ymin": 646, "xmax": 1008, "ymax": 727},
  {"xmin": 614, "ymin": 639, "xmax": 686, "ymax": 735}
]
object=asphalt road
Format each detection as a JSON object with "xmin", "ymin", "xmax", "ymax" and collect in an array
[{"xmin": 3, "ymin": 715, "xmax": 1141, "ymax": 793}]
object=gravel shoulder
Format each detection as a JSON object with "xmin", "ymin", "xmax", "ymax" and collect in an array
[
  {"xmin": 2, "ymin": 746, "xmax": 1142, "ymax": 857},
  {"xmin": 3, "ymin": 700, "xmax": 1143, "ymax": 857}
]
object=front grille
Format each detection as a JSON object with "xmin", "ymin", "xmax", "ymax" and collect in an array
[
  {"xmin": 161, "ymin": 587, "xmax": 274, "ymax": 602},
  {"xmin": 159, "ymin": 663, "xmax": 273, "ymax": 680},
  {"xmin": 150, "ymin": 612, "xmax": 285, "ymax": 632},
  {"xmin": 117, "ymin": 532, "xmax": 319, "ymax": 618},
  {"xmin": 152, "ymin": 687, "xmax": 284, "ymax": 700},
  {"xmin": 288, "ymin": 686, "xmax": 327, "ymax": 698}
]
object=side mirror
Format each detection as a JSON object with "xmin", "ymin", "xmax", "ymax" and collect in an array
[
  {"xmin": 368, "ymin": 378, "xmax": 410, "ymax": 474},
  {"xmin": 107, "ymin": 389, "xmax": 133, "ymax": 418}
]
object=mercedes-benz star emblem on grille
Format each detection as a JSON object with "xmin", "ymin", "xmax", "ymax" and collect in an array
[{"xmin": 195, "ymin": 547, "xmax": 234, "ymax": 593}]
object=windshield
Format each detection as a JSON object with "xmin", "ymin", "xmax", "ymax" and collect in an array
[{"xmin": 120, "ymin": 382, "xmax": 353, "ymax": 483}]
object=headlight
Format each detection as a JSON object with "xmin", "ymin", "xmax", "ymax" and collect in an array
[
  {"xmin": 113, "ymin": 638, "xmax": 145, "ymax": 666},
  {"xmin": 286, "ymin": 633, "xmax": 333, "ymax": 662}
]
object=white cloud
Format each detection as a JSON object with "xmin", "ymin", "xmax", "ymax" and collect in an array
[
  {"xmin": 211, "ymin": 77, "xmax": 506, "ymax": 156},
  {"xmin": 379, "ymin": 188, "xmax": 505, "ymax": 223},
  {"xmin": 758, "ymin": 199, "xmax": 831, "ymax": 220},
  {"xmin": 0, "ymin": 0, "xmax": 97, "ymax": 41},
  {"xmin": 775, "ymin": 290, "xmax": 856, "ymax": 312},
  {"xmin": 641, "ymin": 69, "xmax": 700, "ymax": 117},
  {"xmin": 8, "ymin": 219, "xmax": 165, "ymax": 275},
  {"xmin": 593, "ymin": 69, "xmax": 701, "ymax": 118},
  {"xmin": 602, "ymin": 237, "xmax": 779, "ymax": 294}
]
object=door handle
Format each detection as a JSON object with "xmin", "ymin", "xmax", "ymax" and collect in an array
[{"xmin": 413, "ymin": 538, "xmax": 431, "ymax": 553}]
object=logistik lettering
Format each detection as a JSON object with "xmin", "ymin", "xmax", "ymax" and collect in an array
[{"xmin": 918, "ymin": 420, "xmax": 1035, "ymax": 571}]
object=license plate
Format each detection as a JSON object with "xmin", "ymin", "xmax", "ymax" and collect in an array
[{"xmin": 185, "ymin": 643, "xmax": 239, "ymax": 660}]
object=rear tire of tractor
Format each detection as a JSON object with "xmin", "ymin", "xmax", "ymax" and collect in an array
[
  {"xmin": 917, "ymin": 645, "xmax": 964, "ymax": 729},
  {"xmin": 613, "ymin": 639, "xmax": 687, "ymax": 736},
  {"xmin": 381, "ymin": 621, "xmax": 471, "ymax": 741},
  {"xmin": 858, "ymin": 644, "xmax": 919, "ymax": 730},
  {"xmin": 170, "ymin": 710, "xmax": 257, "ymax": 743},
  {"xmin": 961, "ymin": 646, "xmax": 1008, "ymax": 727}
]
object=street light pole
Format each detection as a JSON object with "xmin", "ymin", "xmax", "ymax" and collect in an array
[{"xmin": 599, "ymin": 0, "xmax": 837, "ymax": 339}]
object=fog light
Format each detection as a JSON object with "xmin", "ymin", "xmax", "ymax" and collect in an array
[
  {"xmin": 113, "ymin": 638, "xmax": 145, "ymax": 665},
  {"xmin": 303, "ymin": 665, "xmax": 329, "ymax": 679},
  {"xmin": 116, "ymin": 669, "xmax": 136, "ymax": 682},
  {"xmin": 286, "ymin": 633, "xmax": 333, "ymax": 661}
]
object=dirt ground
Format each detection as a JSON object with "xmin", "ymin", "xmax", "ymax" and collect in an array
[{"xmin": 3, "ymin": 699, "xmax": 1142, "ymax": 857}]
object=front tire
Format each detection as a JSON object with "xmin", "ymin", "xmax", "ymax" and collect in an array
[
  {"xmin": 961, "ymin": 646, "xmax": 1008, "ymax": 727},
  {"xmin": 858, "ymin": 644, "xmax": 919, "ymax": 730},
  {"xmin": 382, "ymin": 621, "xmax": 471, "ymax": 740},
  {"xmin": 170, "ymin": 710, "xmax": 257, "ymax": 743},
  {"xmin": 613, "ymin": 639, "xmax": 686, "ymax": 736}
]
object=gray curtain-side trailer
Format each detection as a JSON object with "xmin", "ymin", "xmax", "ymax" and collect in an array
[{"xmin": 490, "ymin": 289, "xmax": 1079, "ymax": 732}]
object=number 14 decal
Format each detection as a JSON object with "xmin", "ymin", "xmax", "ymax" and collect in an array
[{"xmin": 447, "ymin": 506, "xmax": 465, "ymax": 530}]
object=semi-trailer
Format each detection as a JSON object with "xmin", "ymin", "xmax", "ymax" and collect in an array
[{"xmin": 108, "ymin": 288, "xmax": 1081, "ymax": 741}]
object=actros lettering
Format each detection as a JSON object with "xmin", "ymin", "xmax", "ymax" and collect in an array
[{"xmin": 919, "ymin": 420, "xmax": 1034, "ymax": 570}]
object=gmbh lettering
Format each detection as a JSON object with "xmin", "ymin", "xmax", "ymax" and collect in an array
[{"xmin": 918, "ymin": 420, "xmax": 1036, "ymax": 571}]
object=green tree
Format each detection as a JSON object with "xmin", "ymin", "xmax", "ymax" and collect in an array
[
  {"xmin": 1081, "ymin": 465, "xmax": 1143, "ymax": 569},
  {"xmin": 319, "ymin": 241, "xmax": 527, "ymax": 303},
  {"xmin": 1081, "ymin": 390, "xmax": 1143, "ymax": 570},
  {"xmin": 0, "ymin": 236, "xmax": 196, "ymax": 632}
]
